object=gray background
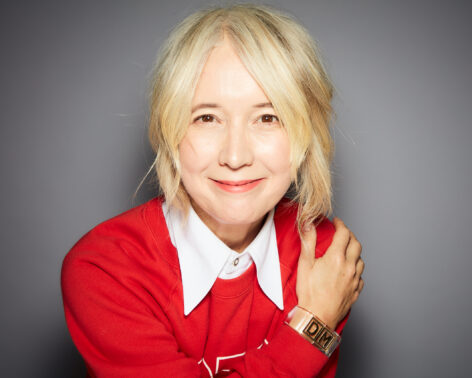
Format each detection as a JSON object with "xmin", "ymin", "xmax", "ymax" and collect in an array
[{"xmin": 1, "ymin": 0, "xmax": 471, "ymax": 377}]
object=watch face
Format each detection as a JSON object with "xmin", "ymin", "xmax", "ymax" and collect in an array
[
  {"xmin": 285, "ymin": 306, "xmax": 341, "ymax": 357},
  {"xmin": 303, "ymin": 317, "xmax": 339, "ymax": 355}
]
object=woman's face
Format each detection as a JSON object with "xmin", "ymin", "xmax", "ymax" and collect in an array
[{"xmin": 179, "ymin": 37, "xmax": 292, "ymax": 230}]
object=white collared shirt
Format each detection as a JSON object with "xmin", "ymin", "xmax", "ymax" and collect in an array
[{"xmin": 162, "ymin": 202, "xmax": 284, "ymax": 316}]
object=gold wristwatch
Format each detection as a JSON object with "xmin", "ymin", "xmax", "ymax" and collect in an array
[{"xmin": 285, "ymin": 306, "xmax": 341, "ymax": 357}]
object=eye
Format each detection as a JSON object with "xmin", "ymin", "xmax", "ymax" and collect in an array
[
  {"xmin": 258, "ymin": 114, "xmax": 279, "ymax": 123},
  {"xmin": 194, "ymin": 114, "xmax": 215, "ymax": 123}
]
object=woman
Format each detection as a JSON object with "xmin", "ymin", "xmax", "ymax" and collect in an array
[{"xmin": 62, "ymin": 4, "xmax": 364, "ymax": 377}]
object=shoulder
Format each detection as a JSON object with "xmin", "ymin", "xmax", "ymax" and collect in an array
[
  {"xmin": 274, "ymin": 198, "xmax": 335, "ymax": 266},
  {"xmin": 61, "ymin": 197, "xmax": 180, "ymax": 297}
]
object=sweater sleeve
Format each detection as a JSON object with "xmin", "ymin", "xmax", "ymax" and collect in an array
[
  {"xmin": 61, "ymin": 247, "xmax": 205, "ymax": 377},
  {"xmin": 235, "ymin": 315, "xmax": 348, "ymax": 377}
]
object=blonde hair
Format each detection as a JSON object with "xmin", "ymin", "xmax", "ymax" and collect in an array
[{"xmin": 148, "ymin": 3, "xmax": 334, "ymax": 231}]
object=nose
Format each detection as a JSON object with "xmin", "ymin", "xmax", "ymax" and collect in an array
[{"xmin": 218, "ymin": 121, "xmax": 254, "ymax": 169}]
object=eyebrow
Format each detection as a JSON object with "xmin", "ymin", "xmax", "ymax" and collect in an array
[
  {"xmin": 191, "ymin": 102, "xmax": 273, "ymax": 113},
  {"xmin": 191, "ymin": 103, "xmax": 220, "ymax": 113},
  {"xmin": 253, "ymin": 102, "xmax": 273, "ymax": 109}
]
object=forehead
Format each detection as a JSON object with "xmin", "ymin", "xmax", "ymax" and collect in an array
[{"xmin": 192, "ymin": 37, "xmax": 269, "ymax": 105}]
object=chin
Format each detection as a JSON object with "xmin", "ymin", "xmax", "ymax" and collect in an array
[
  {"xmin": 215, "ymin": 211, "xmax": 262, "ymax": 226},
  {"xmin": 187, "ymin": 183, "xmax": 289, "ymax": 227},
  {"xmin": 207, "ymin": 198, "xmax": 273, "ymax": 226}
]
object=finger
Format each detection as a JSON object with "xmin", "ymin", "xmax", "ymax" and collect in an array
[
  {"xmin": 346, "ymin": 234, "xmax": 362, "ymax": 262},
  {"xmin": 300, "ymin": 223, "xmax": 317, "ymax": 267},
  {"xmin": 357, "ymin": 277, "xmax": 365, "ymax": 293},
  {"xmin": 326, "ymin": 217, "xmax": 351, "ymax": 256},
  {"xmin": 354, "ymin": 258, "xmax": 365, "ymax": 278},
  {"xmin": 349, "ymin": 231, "xmax": 358, "ymax": 244}
]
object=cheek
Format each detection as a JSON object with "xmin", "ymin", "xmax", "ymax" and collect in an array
[
  {"xmin": 257, "ymin": 132, "xmax": 292, "ymax": 176},
  {"xmin": 179, "ymin": 133, "xmax": 212, "ymax": 175},
  {"xmin": 179, "ymin": 138, "xmax": 197, "ymax": 174}
]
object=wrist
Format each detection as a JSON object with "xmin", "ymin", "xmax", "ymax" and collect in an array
[
  {"xmin": 285, "ymin": 306, "xmax": 341, "ymax": 357},
  {"xmin": 296, "ymin": 302, "xmax": 337, "ymax": 330}
]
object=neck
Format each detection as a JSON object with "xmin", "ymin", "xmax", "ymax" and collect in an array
[{"xmin": 190, "ymin": 199, "xmax": 266, "ymax": 253}]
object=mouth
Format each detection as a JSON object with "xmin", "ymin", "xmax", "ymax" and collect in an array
[{"xmin": 211, "ymin": 178, "xmax": 265, "ymax": 193}]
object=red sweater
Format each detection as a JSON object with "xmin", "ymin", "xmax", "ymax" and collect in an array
[{"xmin": 61, "ymin": 198, "xmax": 347, "ymax": 377}]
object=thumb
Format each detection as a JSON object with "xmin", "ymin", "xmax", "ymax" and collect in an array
[{"xmin": 299, "ymin": 223, "xmax": 317, "ymax": 268}]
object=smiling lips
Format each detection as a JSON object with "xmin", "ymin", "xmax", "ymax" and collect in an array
[{"xmin": 212, "ymin": 178, "xmax": 264, "ymax": 193}]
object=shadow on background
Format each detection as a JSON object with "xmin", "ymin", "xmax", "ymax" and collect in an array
[
  {"xmin": 44, "ymin": 332, "xmax": 86, "ymax": 378},
  {"xmin": 336, "ymin": 310, "xmax": 371, "ymax": 377}
]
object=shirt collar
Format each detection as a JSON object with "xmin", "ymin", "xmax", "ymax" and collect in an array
[{"xmin": 162, "ymin": 202, "xmax": 284, "ymax": 316}]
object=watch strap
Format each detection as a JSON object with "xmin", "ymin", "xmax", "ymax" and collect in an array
[{"xmin": 285, "ymin": 306, "xmax": 341, "ymax": 357}]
